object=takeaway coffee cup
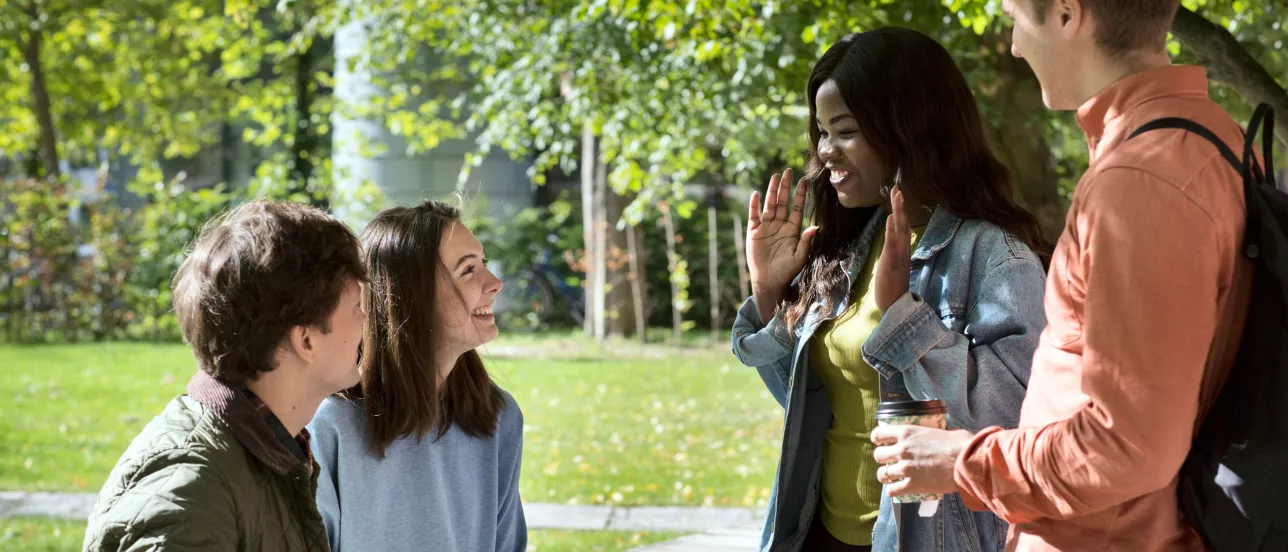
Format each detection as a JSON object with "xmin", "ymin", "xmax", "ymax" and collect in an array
[{"xmin": 875, "ymin": 399, "xmax": 948, "ymax": 517}]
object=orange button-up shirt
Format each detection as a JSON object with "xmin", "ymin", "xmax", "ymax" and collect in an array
[{"xmin": 952, "ymin": 65, "xmax": 1252, "ymax": 551}]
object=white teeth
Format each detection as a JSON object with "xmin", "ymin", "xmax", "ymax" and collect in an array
[
  {"xmin": 472, "ymin": 307, "xmax": 493, "ymax": 316},
  {"xmin": 830, "ymin": 169, "xmax": 849, "ymax": 183}
]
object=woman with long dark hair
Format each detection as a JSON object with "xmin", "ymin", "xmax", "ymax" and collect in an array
[
  {"xmin": 732, "ymin": 27, "xmax": 1051, "ymax": 552},
  {"xmin": 309, "ymin": 200, "xmax": 525, "ymax": 552}
]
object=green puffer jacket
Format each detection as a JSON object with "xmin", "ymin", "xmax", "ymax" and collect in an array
[{"xmin": 83, "ymin": 370, "xmax": 330, "ymax": 551}]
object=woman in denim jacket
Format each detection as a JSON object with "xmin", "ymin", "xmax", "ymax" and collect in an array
[{"xmin": 732, "ymin": 28, "xmax": 1051, "ymax": 552}]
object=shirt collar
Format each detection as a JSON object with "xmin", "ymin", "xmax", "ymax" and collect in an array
[{"xmin": 1075, "ymin": 65, "xmax": 1209, "ymax": 160}]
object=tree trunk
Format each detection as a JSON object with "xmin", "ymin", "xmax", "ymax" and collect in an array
[
  {"xmin": 580, "ymin": 123, "xmax": 597, "ymax": 335},
  {"xmin": 661, "ymin": 204, "xmax": 683, "ymax": 343},
  {"xmin": 22, "ymin": 28, "xmax": 60, "ymax": 179},
  {"xmin": 591, "ymin": 154, "xmax": 610, "ymax": 341},
  {"xmin": 1172, "ymin": 6, "xmax": 1288, "ymax": 149},
  {"xmin": 603, "ymin": 187, "xmax": 638, "ymax": 337},
  {"xmin": 626, "ymin": 223, "xmax": 647, "ymax": 344},
  {"xmin": 707, "ymin": 199, "xmax": 720, "ymax": 342},
  {"xmin": 292, "ymin": 38, "xmax": 322, "ymax": 205},
  {"xmin": 979, "ymin": 38, "xmax": 1066, "ymax": 242},
  {"xmin": 732, "ymin": 214, "xmax": 750, "ymax": 300},
  {"xmin": 1, "ymin": 224, "xmax": 13, "ymax": 341}
]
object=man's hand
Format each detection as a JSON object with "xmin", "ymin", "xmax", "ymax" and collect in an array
[{"xmin": 871, "ymin": 425, "xmax": 975, "ymax": 497}]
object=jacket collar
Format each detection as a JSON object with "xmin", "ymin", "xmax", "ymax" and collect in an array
[
  {"xmin": 187, "ymin": 370, "xmax": 306, "ymax": 476},
  {"xmin": 912, "ymin": 206, "xmax": 964, "ymax": 262}
]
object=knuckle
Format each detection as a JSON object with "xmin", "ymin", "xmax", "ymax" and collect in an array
[{"xmin": 892, "ymin": 443, "xmax": 909, "ymax": 458}]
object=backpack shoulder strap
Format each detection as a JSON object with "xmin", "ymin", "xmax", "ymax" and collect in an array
[
  {"xmin": 1127, "ymin": 117, "xmax": 1244, "ymax": 173},
  {"xmin": 1245, "ymin": 104, "xmax": 1277, "ymax": 185},
  {"xmin": 1127, "ymin": 107, "xmax": 1280, "ymax": 261}
]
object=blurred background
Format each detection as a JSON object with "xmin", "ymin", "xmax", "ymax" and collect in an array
[{"xmin": 1, "ymin": 0, "xmax": 1284, "ymax": 550}]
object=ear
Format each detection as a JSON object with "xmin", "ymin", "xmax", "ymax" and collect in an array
[
  {"xmin": 287, "ymin": 324, "xmax": 316, "ymax": 363},
  {"xmin": 1056, "ymin": 0, "xmax": 1086, "ymax": 38}
]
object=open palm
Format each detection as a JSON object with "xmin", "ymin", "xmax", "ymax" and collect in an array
[
  {"xmin": 746, "ymin": 168, "xmax": 818, "ymax": 295},
  {"xmin": 874, "ymin": 185, "xmax": 912, "ymax": 314}
]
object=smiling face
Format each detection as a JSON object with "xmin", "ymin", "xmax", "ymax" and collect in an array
[
  {"xmin": 1002, "ymin": 0, "xmax": 1084, "ymax": 110},
  {"xmin": 813, "ymin": 79, "xmax": 889, "ymax": 209},
  {"xmin": 433, "ymin": 221, "xmax": 502, "ymax": 376},
  {"xmin": 352, "ymin": 201, "xmax": 509, "ymax": 459}
]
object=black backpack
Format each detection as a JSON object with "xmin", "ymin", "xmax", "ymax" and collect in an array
[{"xmin": 1130, "ymin": 104, "xmax": 1287, "ymax": 551}]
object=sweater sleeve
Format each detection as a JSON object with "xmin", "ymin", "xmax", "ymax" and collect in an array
[{"xmin": 495, "ymin": 391, "xmax": 528, "ymax": 552}]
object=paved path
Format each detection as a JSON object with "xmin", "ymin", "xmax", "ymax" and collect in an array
[
  {"xmin": 0, "ymin": 491, "xmax": 94, "ymax": 520},
  {"xmin": 626, "ymin": 524, "xmax": 761, "ymax": 551},
  {"xmin": 1, "ymin": 490, "xmax": 763, "ymax": 550}
]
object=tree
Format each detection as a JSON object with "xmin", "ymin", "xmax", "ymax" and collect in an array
[
  {"xmin": 1172, "ymin": 1, "xmax": 1288, "ymax": 148},
  {"xmin": 0, "ymin": 0, "xmax": 223, "ymax": 180},
  {"xmin": 347, "ymin": 0, "xmax": 891, "ymax": 338},
  {"xmin": 349, "ymin": 0, "xmax": 1077, "ymax": 239},
  {"xmin": 0, "ymin": 0, "xmax": 339, "ymax": 195},
  {"xmin": 7, "ymin": 1, "xmax": 61, "ymax": 178}
]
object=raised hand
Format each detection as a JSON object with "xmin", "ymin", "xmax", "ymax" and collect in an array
[
  {"xmin": 746, "ymin": 168, "xmax": 818, "ymax": 324},
  {"xmin": 874, "ymin": 186, "xmax": 912, "ymax": 314}
]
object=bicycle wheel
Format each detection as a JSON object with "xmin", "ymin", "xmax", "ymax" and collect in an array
[{"xmin": 496, "ymin": 270, "xmax": 556, "ymax": 332}]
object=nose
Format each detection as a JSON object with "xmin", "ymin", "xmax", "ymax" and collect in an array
[
  {"xmin": 484, "ymin": 267, "xmax": 503, "ymax": 296},
  {"xmin": 818, "ymin": 135, "xmax": 838, "ymax": 161}
]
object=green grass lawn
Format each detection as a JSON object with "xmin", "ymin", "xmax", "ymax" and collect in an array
[
  {"xmin": 0, "ymin": 335, "xmax": 782, "ymax": 508},
  {"xmin": 0, "ymin": 517, "xmax": 682, "ymax": 552},
  {"xmin": 0, "ymin": 518, "xmax": 85, "ymax": 552}
]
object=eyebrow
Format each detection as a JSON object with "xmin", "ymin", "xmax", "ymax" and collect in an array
[
  {"xmin": 454, "ymin": 253, "xmax": 479, "ymax": 271},
  {"xmin": 817, "ymin": 114, "xmax": 857, "ymax": 125}
]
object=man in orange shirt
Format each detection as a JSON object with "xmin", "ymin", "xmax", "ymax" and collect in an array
[{"xmin": 868, "ymin": 0, "xmax": 1252, "ymax": 550}]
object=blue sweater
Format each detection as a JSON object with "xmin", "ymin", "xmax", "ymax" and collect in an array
[{"xmin": 308, "ymin": 390, "xmax": 526, "ymax": 552}]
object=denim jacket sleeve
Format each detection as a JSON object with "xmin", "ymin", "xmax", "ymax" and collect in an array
[
  {"xmin": 731, "ymin": 296, "xmax": 797, "ymax": 408},
  {"xmin": 861, "ymin": 256, "xmax": 1046, "ymax": 431}
]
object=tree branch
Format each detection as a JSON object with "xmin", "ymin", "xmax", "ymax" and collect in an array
[{"xmin": 1172, "ymin": 6, "xmax": 1288, "ymax": 149}]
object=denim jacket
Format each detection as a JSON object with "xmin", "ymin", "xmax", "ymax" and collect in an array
[{"xmin": 731, "ymin": 207, "xmax": 1047, "ymax": 552}]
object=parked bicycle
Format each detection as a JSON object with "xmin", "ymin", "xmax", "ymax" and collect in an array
[{"xmin": 493, "ymin": 237, "xmax": 585, "ymax": 332}]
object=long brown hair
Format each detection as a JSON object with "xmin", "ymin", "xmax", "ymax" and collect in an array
[
  {"xmin": 783, "ymin": 28, "xmax": 1053, "ymax": 328},
  {"xmin": 347, "ymin": 200, "xmax": 504, "ymax": 459}
]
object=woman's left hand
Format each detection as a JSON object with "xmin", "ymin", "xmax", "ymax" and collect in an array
[{"xmin": 874, "ymin": 186, "xmax": 912, "ymax": 314}]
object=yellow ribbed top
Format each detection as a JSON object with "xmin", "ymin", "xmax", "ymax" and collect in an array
[{"xmin": 808, "ymin": 224, "xmax": 925, "ymax": 545}]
